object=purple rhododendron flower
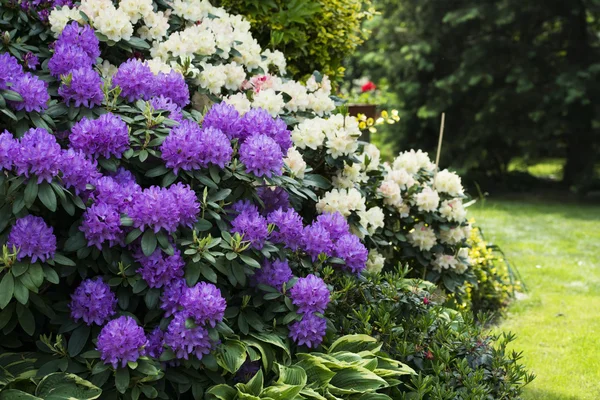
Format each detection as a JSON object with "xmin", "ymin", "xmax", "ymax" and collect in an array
[
  {"xmin": 48, "ymin": 42, "xmax": 93, "ymax": 77},
  {"xmin": 23, "ymin": 52, "xmax": 39, "ymax": 70},
  {"xmin": 146, "ymin": 327, "xmax": 165, "ymax": 358},
  {"xmin": 13, "ymin": 128, "xmax": 61, "ymax": 183},
  {"xmin": 58, "ymin": 67, "xmax": 103, "ymax": 108},
  {"xmin": 161, "ymin": 121, "xmax": 232, "ymax": 173},
  {"xmin": 97, "ymin": 316, "xmax": 147, "ymax": 368},
  {"xmin": 112, "ymin": 59, "xmax": 154, "ymax": 102},
  {"xmin": 289, "ymin": 274, "xmax": 330, "ymax": 314},
  {"xmin": 60, "ymin": 149, "xmax": 101, "ymax": 194},
  {"xmin": 0, "ymin": 130, "xmax": 17, "ymax": 170},
  {"xmin": 10, "ymin": 73, "xmax": 49, "ymax": 112},
  {"xmin": 231, "ymin": 208, "xmax": 268, "ymax": 250},
  {"xmin": 58, "ymin": 21, "xmax": 100, "ymax": 60},
  {"xmin": 316, "ymin": 212, "xmax": 349, "ymax": 241},
  {"xmin": 153, "ymin": 70, "xmax": 189, "ymax": 107},
  {"xmin": 289, "ymin": 313, "xmax": 327, "ymax": 348},
  {"xmin": 92, "ymin": 174, "xmax": 141, "ymax": 211},
  {"xmin": 257, "ymin": 187, "xmax": 289, "ymax": 215},
  {"xmin": 253, "ymin": 258, "xmax": 292, "ymax": 289},
  {"xmin": 240, "ymin": 108, "xmax": 291, "ymax": 153},
  {"xmin": 0, "ymin": 53, "xmax": 24, "ymax": 89},
  {"xmin": 160, "ymin": 278, "xmax": 186, "ymax": 317},
  {"xmin": 230, "ymin": 199, "xmax": 259, "ymax": 215},
  {"xmin": 267, "ymin": 208, "xmax": 304, "ymax": 251},
  {"xmin": 80, "ymin": 202, "xmax": 124, "ymax": 249},
  {"xmin": 70, "ymin": 113, "xmax": 130, "ymax": 159},
  {"xmin": 168, "ymin": 183, "xmax": 200, "ymax": 229},
  {"xmin": 202, "ymin": 102, "xmax": 243, "ymax": 140},
  {"xmin": 239, "ymin": 134, "xmax": 283, "ymax": 178},
  {"xmin": 7, "ymin": 215, "xmax": 56, "ymax": 263},
  {"xmin": 134, "ymin": 248, "xmax": 185, "ymax": 289},
  {"xmin": 179, "ymin": 282, "xmax": 227, "ymax": 327},
  {"xmin": 165, "ymin": 313, "xmax": 213, "ymax": 360},
  {"xmin": 70, "ymin": 277, "xmax": 117, "ymax": 325},
  {"xmin": 149, "ymin": 96, "xmax": 183, "ymax": 123},
  {"xmin": 301, "ymin": 222, "xmax": 333, "ymax": 261},
  {"xmin": 335, "ymin": 234, "xmax": 368, "ymax": 274}
]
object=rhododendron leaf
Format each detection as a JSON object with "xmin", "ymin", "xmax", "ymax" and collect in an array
[
  {"xmin": 16, "ymin": 303, "xmax": 35, "ymax": 335},
  {"xmin": 14, "ymin": 281, "xmax": 29, "ymax": 304},
  {"xmin": 38, "ymin": 182, "xmax": 56, "ymax": 212},
  {"xmin": 24, "ymin": 179, "xmax": 38, "ymax": 207},
  {"xmin": 240, "ymin": 255, "xmax": 260, "ymax": 269},
  {"xmin": 68, "ymin": 324, "xmax": 91, "ymax": 357},
  {"xmin": 1, "ymin": 89, "xmax": 23, "ymax": 102},
  {"xmin": 0, "ymin": 273, "xmax": 15, "ymax": 309},
  {"xmin": 141, "ymin": 230, "xmax": 157, "ymax": 257}
]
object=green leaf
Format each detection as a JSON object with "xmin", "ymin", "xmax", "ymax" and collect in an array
[
  {"xmin": 53, "ymin": 253, "xmax": 76, "ymax": 266},
  {"xmin": 16, "ymin": 303, "xmax": 35, "ymax": 335},
  {"xmin": 13, "ymin": 281, "xmax": 29, "ymax": 304},
  {"xmin": 195, "ymin": 219, "xmax": 212, "ymax": 232},
  {"xmin": 64, "ymin": 232, "xmax": 87, "ymax": 252},
  {"xmin": 328, "ymin": 367, "xmax": 387, "ymax": 393},
  {"xmin": 239, "ymin": 255, "xmax": 260, "ymax": 269},
  {"xmin": 125, "ymin": 229, "xmax": 143, "ymax": 244},
  {"xmin": 208, "ymin": 189, "xmax": 231, "ymax": 203},
  {"xmin": 1, "ymin": 89, "xmax": 23, "ymax": 102},
  {"xmin": 0, "ymin": 389, "xmax": 42, "ymax": 399},
  {"xmin": 205, "ymin": 385, "xmax": 237, "ymax": 400},
  {"xmin": 216, "ymin": 340, "xmax": 247, "ymax": 374},
  {"xmin": 328, "ymin": 334, "xmax": 381, "ymax": 354},
  {"xmin": 43, "ymin": 265, "xmax": 60, "ymax": 284},
  {"xmin": 12, "ymin": 262, "xmax": 29, "ymax": 277},
  {"xmin": 0, "ymin": 273, "xmax": 15, "ymax": 309},
  {"xmin": 115, "ymin": 368, "xmax": 130, "ymax": 394},
  {"xmin": 68, "ymin": 324, "xmax": 91, "ymax": 357},
  {"xmin": 127, "ymin": 36, "xmax": 150, "ymax": 49},
  {"xmin": 141, "ymin": 230, "xmax": 157, "ymax": 257},
  {"xmin": 36, "ymin": 373, "xmax": 102, "ymax": 399},
  {"xmin": 38, "ymin": 182, "xmax": 57, "ymax": 212},
  {"xmin": 24, "ymin": 179, "xmax": 38, "ymax": 207},
  {"xmin": 28, "ymin": 263, "xmax": 44, "ymax": 287}
]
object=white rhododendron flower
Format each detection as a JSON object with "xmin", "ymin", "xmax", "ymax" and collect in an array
[
  {"xmin": 407, "ymin": 223, "xmax": 437, "ymax": 251},
  {"xmin": 138, "ymin": 11, "xmax": 170, "ymax": 40},
  {"xmin": 362, "ymin": 144, "xmax": 381, "ymax": 171},
  {"xmin": 284, "ymin": 147, "xmax": 306, "ymax": 179},
  {"xmin": 432, "ymin": 253, "xmax": 458, "ymax": 273},
  {"xmin": 49, "ymin": 6, "xmax": 83, "ymax": 35},
  {"xmin": 252, "ymin": 88, "xmax": 285, "ymax": 117},
  {"xmin": 366, "ymin": 250, "xmax": 386, "ymax": 274},
  {"xmin": 316, "ymin": 188, "xmax": 366, "ymax": 216},
  {"xmin": 170, "ymin": 0, "xmax": 214, "ymax": 21},
  {"xmin": 94, "ymin": 7, "xmax": 134, "ymax": 42},
  {"xmin": 457, "ymin": 248, "xmax": 472, "ymax": 269},
  {"xmin": 378, "ymin": 180, "xmax": 402, "ymax": 207},
  {"xmin": 393, "ymin": 149, "xmax": 435, "ymax": 174},
  {"xmin": 223, "ymin": 93, "xmax": 252, "ymax": 115},
  {"xmin": 262, "ymin": 49, "xmax": 287, "ymax": 75},
  {"xmin": 434, "ymin": 169, "xmax": 464, "ymax": 197},
  {"xmin": 332, "ymin": 163, "xmax": 366, "ymax": 189},
  {"xmin": 79, "ymin": 0, "xmax": 114, "ymax": 20},
  {"xmin": 438, "ymin": 227, "xmax": 466, "ymax": 245},
  {"xmin": 358, "ymin": 207, "xmax": 385, "ymax": 234},
  {"xmin": 118, "ymin": 0, "xmax": 153, "ymax": 24},
  {"xmin": 97, "ymin": 60, "xmax": 118, "ymax": 78},
  {"xmin": 439, "ymin": 199, "xmax": 467, "ymax": 222},
  {"xmin": 197, "ymin": 64, "xmax": 227, "ymax": 94},
  {"xmin": 291, "ymin": 118, "xmax": 326, "ymax": 150},
  {"xmin": 388, "ymin": 168, "xmax": 415, "ymax": 190},
  {"xmin": 415, "ymin": 187, "xmax": 440, "ymax": 213},
  {"xmin": 223, "ymin": 62, "xmax": 247, "ymax": 91}
]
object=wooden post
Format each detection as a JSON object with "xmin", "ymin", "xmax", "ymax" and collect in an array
[{"xmin": 435, "ymin": 113, "xmax": 446, "ymax": 168}]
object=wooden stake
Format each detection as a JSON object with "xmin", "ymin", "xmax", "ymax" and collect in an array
[{"xmin": 435, "ymin": 113, "xmax": 446, "ymax": 168}]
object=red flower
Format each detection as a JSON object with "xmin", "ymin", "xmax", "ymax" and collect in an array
[
  {"xmin": 361, "ymin": 81, "xmax": 376, "ymax": 92},
  {"xmin": 425, "ymin": 349, "xmax": 434, "ymax": 360},
  {"xmin": 423, "ymin": 297, "xmax": 430, "ymax": 305}
]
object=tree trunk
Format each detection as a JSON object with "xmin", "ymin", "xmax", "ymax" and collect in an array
[{"xmin": 562, "ymin": 0, "xmax": 596, "ymax": 190}]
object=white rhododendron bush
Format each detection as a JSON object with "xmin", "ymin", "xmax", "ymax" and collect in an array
[{"xmin": 0, "ymin": 0, "xmax": 476, "ymax": 398}]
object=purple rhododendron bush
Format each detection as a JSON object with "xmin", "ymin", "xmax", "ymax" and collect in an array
[{"xmin": 0, "ymin": 0, "xmax": 529, "ymax": 399}]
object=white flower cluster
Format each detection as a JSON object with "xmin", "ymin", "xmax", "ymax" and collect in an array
[
  {"xmin": 357, "ymin": 207, "xmax": 385, "ymax": 236},
  {"xmin": 365, "ymin": 249, "xmax": 386, "ymax": 274},
  {"xmin": 292, "ymin": 114, "xmax": 360, "ymax": 159},
  {"xmin": 284, "ymin": 147, "xmax": 307, "ymax": 179},
  {"xmin": 407, "ymin": 222, "xmax": 437, "ymax": 251},
  {"xmin": 432, "ymin": 251, "xmax": 468, "ymax": 274},
  {"xmin": 316, "ymin": 188, "xmax": 366, "ymax": 217}
]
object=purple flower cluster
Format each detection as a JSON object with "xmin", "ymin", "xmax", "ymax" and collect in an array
[
  {"xmin": 240, "ymin": 108, "xmax": 292, "ymax": 153},
  {"xmin": 81, "ymin": 202, "xmax": 124, "ymax": 250},
  {"xmin": 150, "ymin": 96, "xmax": 183, "ymax": 123},
  {"xmin": 257, "ymin": 186, "xmax": 289, "ymax": 215},
  {"xmin": 7, "ymin": 215, "xmax": 56, "ymax": 263},
  {"xmin": 253, "ymin": 258, "xmax": 292, "ymax": 289},
  {"xmin": 70, "ymin": 114, "xmax": 130, "ymax": 159},
  {"xmin": 335, "ymin": 234, "xmax": 369, "ymax": 274},
  {"xmin": 92, "ymin": 173, "xmax": 140, "ymax": 211},
  {"xmin": 128, "ymin": 183, "xmax": 199, "ymax": 233},
  {"xmin": 59, "ymin": 67, "xmax": 103, "ymax": 108},
  {"xmin": 112, "ymin": 59, "xmax": 190, "ymax": 106},
  {"xmin": 12, "ymin": 128, "xmax": 62, "ymax": 183},
  {"xmin": 239, "ymin": 134, "xmax": 283, "ymax": 178},
  {"xmin": 160, "ymin": 121, "xmax": 232, "ymax": 173},
  {"xmin": 301, "ymin": 222, "xmax": 333, "ymax": 261},
  {"xmin": 0, "ymin": 131, "xmax": 15, "ymax": 170},
  {"xmin": 48, "ymin": 43, "xmax": 95, "ymax": 78},
  {"xmin": 60, "ymin": 149, "xmax": 101, "ymax": 194},
  {"xmin": 58, "ymin": 22, "xmax": 100, "ymax": 60},
  {"xmin": 179, "ymin": 282, "xmax": 227, "ymax": 327},
  {"xmin": 159, "ymin": 279, "xmax": 225, "ymax": 360},
  {"xmin": 266, "ymin": 208, "xmax": 303, "ymax": 251},
  {"xmin": 231, "ymin": 207, "xmax": 268, "ymax": 249},
  {"xmin": 146, "ymin": 327, "xmax": 165, "ymax": 358},
  {"xmin": 0, "ymin": 53, "xmax": 49, "ymax": 112},
  {"xmin": 97, "ymin": 316, "xmax": 147, "ymax": 368},
  {"xmin": 289, "ymin": 274, "xmax": 330, "ymax": 314},
  {"xmin": 134, "ymin": 248, "xmax": 185, "ymax": 288},
  {"xmin": 23, "ymin": 52, "xmax": 39, "ymax": 70},
  {"xmin": 202, "ymin": 102, "xmax": 243, "ymax": 140},
  {"xmin": 289, "ymin": 313, "xmax": 327, "ymax": 348},
  {"xmin": 164, "ymin": 313, "xmax": 212, "ymax": 360},
  {"xmin": 70, "ymin": 277, "xmax": 117, "ymax": 325},
  {"xmin": 288, "ymin": 274, "xmax": 330, "ymax": 348}
]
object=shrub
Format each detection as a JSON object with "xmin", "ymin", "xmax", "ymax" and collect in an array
[
  {"xmin": 0, "ymin": 0, "xmax": 528, "ymax": 398},
  {"xmin": 215, "ymin": 0, "xmax": 374, "ymax": 80},
  {"xmin": 329, "ymin": 267, "xmax": 535, "ymax": 398}
]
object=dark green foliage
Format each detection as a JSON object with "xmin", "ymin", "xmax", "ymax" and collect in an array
[
  {"xmin": 348, "ymin": 0, "xmax": 600, "ymax": 191},
  {"xmin": 328, "ymin": 267, "xmax": 535, "ymax": 399}
]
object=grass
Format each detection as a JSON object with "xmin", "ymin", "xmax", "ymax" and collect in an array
[{"xmin": 470, "ymin": 198, "xmax": 600, "ymax": 399}]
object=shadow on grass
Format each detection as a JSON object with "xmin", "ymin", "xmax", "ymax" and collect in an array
[{"xmin": 525, "ymin": 388, "xmax": 587, "ymax": 400}]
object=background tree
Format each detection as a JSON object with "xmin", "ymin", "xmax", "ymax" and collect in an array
[{"xmin": 347, "ymin": 0, "xmax": 600, "ymax": 191}]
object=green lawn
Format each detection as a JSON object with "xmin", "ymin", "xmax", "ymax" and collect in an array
[{"xmin": 470, "ymin": 198, "xmax": 600, "ymax": 400}]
